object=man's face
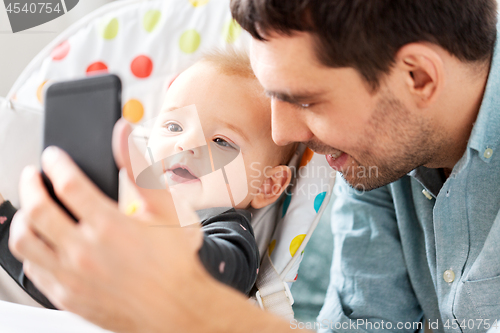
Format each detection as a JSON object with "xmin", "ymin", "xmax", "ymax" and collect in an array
[{"xmin": 251, "ymin": 32, "xmax": 444, "ymax": 190}]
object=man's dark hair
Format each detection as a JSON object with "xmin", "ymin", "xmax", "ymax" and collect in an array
[{"xmin": 231, "ymin": 0, "xmax": 498, "ymax": 90}]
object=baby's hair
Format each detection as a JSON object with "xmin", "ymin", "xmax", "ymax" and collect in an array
[
  {"xmin": 199, "ymin": 47, "xmax": 256, "ymax": 79},
  {"xmin": 200, "ymin": 48, "xmax": 297, "ymax": 166}
]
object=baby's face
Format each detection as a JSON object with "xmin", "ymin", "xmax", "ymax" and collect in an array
[{"xmin": 147, "ymin": 62, "xmax": 284, "ymax": 211}]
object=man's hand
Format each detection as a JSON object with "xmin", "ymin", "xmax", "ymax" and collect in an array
[
  {"xmin": 8, "ymin": 119, "xmax": 208, "ymax": 332},
  {"xmin": 8, "ymin": 119, "xmax": 294, "ymax": 333}
]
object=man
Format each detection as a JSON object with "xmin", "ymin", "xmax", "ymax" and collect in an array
[{"xmin": 6, "ymin": 0, "xmax": 500, "ymax": 332}]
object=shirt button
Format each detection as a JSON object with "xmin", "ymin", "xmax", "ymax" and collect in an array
[
  {"xmin": 422, "ymin": 189, "xmax": 433, "ymax": 200},
  {"xmin": 443, "ymin": 269, "xmax": 455, "ymax": 283},
  {"xmin": 484, "ymin": 148, "xmax": 493, "ymax": 159}
]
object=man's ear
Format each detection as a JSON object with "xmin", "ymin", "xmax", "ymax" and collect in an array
[
  {"xmin": 250, "ymin": 165, "xmax": 292, "ymax": 209},
  {"xmin": 395, "ymin": 43, "xmax": 444, "ymax": 108}
]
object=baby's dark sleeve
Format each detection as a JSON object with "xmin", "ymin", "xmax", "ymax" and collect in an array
[
  {"xmin": 198, "ymin": 209, "xmax": 260, "ymax": 295},
  {"xmin": 0, "ymin": 200, "xmax": 56, "ymax": 309}
]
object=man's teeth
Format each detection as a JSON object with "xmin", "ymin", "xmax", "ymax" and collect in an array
[{"xmin": 329, "ymin": 151, "xmax": 343, "ymax": 159}]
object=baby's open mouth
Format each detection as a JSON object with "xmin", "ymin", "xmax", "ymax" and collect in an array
[
  {"xmin": 171, "ymin": 167, "xmax": 198, "ymax": 180},
  {"xmin": 164, "ymin": 164, "xmax": 200, "ymax": 185}
]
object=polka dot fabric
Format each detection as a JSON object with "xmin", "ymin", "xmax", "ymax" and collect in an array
[
  {"xmin": 269, "ymin": 146, "xmax": 335, "ymax": 282},
  {"xmin": 10, "ymin": 0, "xmax": 251, "ymax": 124}
]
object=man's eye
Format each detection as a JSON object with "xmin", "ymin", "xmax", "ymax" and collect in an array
[
  {"xmin": 165, "ymin": 122, "xmax": 183, "ymax": 132},
  {"xmin": 213, "ymin": 138, "xmax": 235, "ymax": 149}
]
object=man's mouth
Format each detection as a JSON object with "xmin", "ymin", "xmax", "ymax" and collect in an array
[
  {"xmin": 325, "ymin": 150, "xmax": 348, "ymax": 171},
  {"xmin": 305, "ymin": 142, "xmax": 348, "ymax": 171},
  {"xmin": 328, "ymin": 150, "xmax": 343, "ymax": 159}
]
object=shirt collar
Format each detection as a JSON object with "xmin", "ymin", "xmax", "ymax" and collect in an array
[
  {"xmin": 408, "ymin": 166, "xmax": 446, "ymax": 198},
  {"xmin": 467, "ymin": 20, "xmax": 500, "ymax": 163}
]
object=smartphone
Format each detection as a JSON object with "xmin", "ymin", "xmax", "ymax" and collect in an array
[{"xmin": 43, "ymin": 74, "xmax": 122, "ymax": 219}]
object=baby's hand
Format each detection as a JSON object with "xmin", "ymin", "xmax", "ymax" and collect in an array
[{"xmin": 0, "ymin": 192, "xmax": 4, "ymax": 203}]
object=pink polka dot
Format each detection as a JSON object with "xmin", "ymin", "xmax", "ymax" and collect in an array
[
  {"xmin": 256, "ymin": 268, "xmax": 259, "ymax": 274},
  {"xmin": 219, "ymin": 261, "xmax": 225, "ymax": 274},
  {"xmin": 131, "ymin": 55, "xmax": 153, "ymax": 78},
  {"xmin": 240, "ymin": 224, "xmax": 246, "ymax": 231},
  {"xmin": 51, "ymin": 41, "xmax": 70, "ymax": 61},
  {"xmin": 0, "ymin": 216, "xmax": 6, "ymax": 225},
  {"xmin": 86, "ymin": 61, "xmax": 108, "ymax": 75}
]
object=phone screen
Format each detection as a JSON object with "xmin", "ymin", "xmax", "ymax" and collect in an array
[{"xmin": 43, "ymin": 74, "xmax": 122, "ymax": 203}]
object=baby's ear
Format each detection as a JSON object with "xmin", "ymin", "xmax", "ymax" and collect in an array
[{"xmin": 250, "ymin": 165, "xmax": 292, "ymax": 209}]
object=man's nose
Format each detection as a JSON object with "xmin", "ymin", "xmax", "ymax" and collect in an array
[{"xmin": 271, "ymin": 100, "xmax": 313, "ymax": 146}]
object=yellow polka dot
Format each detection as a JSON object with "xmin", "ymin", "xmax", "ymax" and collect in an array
[
  {"xmin": 125, "ymin": 200, "xmax": 141, "ymax": 216},
  {"xmin": 123, "ymin": 99, "xmax": 144, "ymax": 123},
  {"xmin": 299, "ymin": 148, "xmax": 314, "ymax": 169},
  {"xmin": 101, "ymin": 18, "xmax": 119, "ymax": 40},
  {"xmin": 189, "ymin": 0, "xmax": 210, "ymax": 7},
  {"xmin": 289, "ymin": 234, "xmax": 306, "ymax": 257},
  {"xmin": 268, "ymin": 239, "xmax": 276, "ymax": 256},
  {"xmin": 223, "ymin": 19, "xmax": 242, "ymax": 44},
  {"xmin": 143, "ymin": 10, "xmax": 161, "ymax": 32},
  {"xmin": 36, "ymin": 80, "xmax": 49, "ymax": 104},
  {"xmin": 179, "ymin": 29, "xmax": 201, "ymax": 54}
]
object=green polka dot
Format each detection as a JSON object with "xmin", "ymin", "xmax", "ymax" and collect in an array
[
  {"xmin": 223, "ymin": 19, "xmax": 242, "ymax": 44},
  {"xmin": 101, "ymin": 18, "xmax": 119, "ymax": 40},
  {"xmin": 143, "ymin": 10, "xmax": 161, "ymax": 32},
  {"xmin": 179, "ymin": 29, "xmax": 201, "ymax": 53},
  {"xmin": 189, "ymin": 0, "xmax": 210, "ymax": 7}
]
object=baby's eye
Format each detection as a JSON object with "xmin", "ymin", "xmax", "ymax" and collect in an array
[
  {"xmin": 213, "ymin": 137, "xmax": 236, "ymax": 149},
  {"xmin": 165, "ymin": 122, "xmax": 183, "ymax": 133}
]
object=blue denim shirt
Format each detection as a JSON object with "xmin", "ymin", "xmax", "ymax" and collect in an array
[{"xmin": 317, "ymin": 25, "xmax": 500, "ymax": 333}]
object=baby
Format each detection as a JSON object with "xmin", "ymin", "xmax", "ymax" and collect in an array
[
  {"xmin": 0, "ymin": 49, "xmax": 295, "ymax": 307},
  {"xmin": 140, "ymin": 49, "xmax": 296, "ymax": 294}
]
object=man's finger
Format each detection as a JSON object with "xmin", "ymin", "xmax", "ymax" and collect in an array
[
  {"xmin": 18, "ymin": 166, "xmax": 77, "ymax": 249},
  {"xmin": 112, "ymin": 118, "xmax": 180, "ymax": 221},
  {"xmin": 40, "ymin": 147, "xmax": 114, "ymax": 223},
  {"xmin": 9, "ymin": 210, "xmax": 58, "ymax": 268},
  {"xmin": 112, "ymin": 118, "xmax": 135, "ymax": 183}
]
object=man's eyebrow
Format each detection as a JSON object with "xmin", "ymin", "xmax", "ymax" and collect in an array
[
  {"xmin": 220, "ymin": 120, "xmax": 250, "ymax": 143},
  {"xmin": 265, "ymin": 90, "xmax": 324, "ymax": 104}
]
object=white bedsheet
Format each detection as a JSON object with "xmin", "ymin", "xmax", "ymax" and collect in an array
[{"xmin": 0, "ymin": 300, "xmax": 112, "ymax": 333}]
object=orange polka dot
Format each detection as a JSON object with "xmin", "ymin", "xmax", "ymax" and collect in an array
[
  {"xmin": 123, "ymin": 99, "xmax": 144, "ymax": 123},
  {"xmin": 131, "ymin": 55, "xmax": 153, "ymax": 79},
  {"xmin": 299, "ymin": 148, "xmax": 314, "ymax": 168},
  {"xmin": 36, "ymin": 80, "xmax": 49, "ymax": 104},
  {"xmin": 51, "ymin": 41, "xmax": 70, "ymax": 61},
  {"xmin": 86, "ymin": 61, "xmax": 108, "ymax": 75}
]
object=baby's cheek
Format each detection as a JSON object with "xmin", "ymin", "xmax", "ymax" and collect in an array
[
  {"xmin": 246, "ymin": 165, "xmax": 265, "ymax": 194},
  {"xmin": 147, "ymin": 137, "xmax": 172, "ymax": 162}
]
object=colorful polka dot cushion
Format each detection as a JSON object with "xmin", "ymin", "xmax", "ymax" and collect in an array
[
  {"xmin": 9, "ymin": 0, "xmax": 249, "ymax": 124},
  {"xmin": 1, "ymin": 0, "xmax": 335, "ymax": 289}
]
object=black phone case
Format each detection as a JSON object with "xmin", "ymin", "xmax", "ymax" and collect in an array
[{"xmin": 43, "ymin": 74, "xmax": 122, "ymax": 220}]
